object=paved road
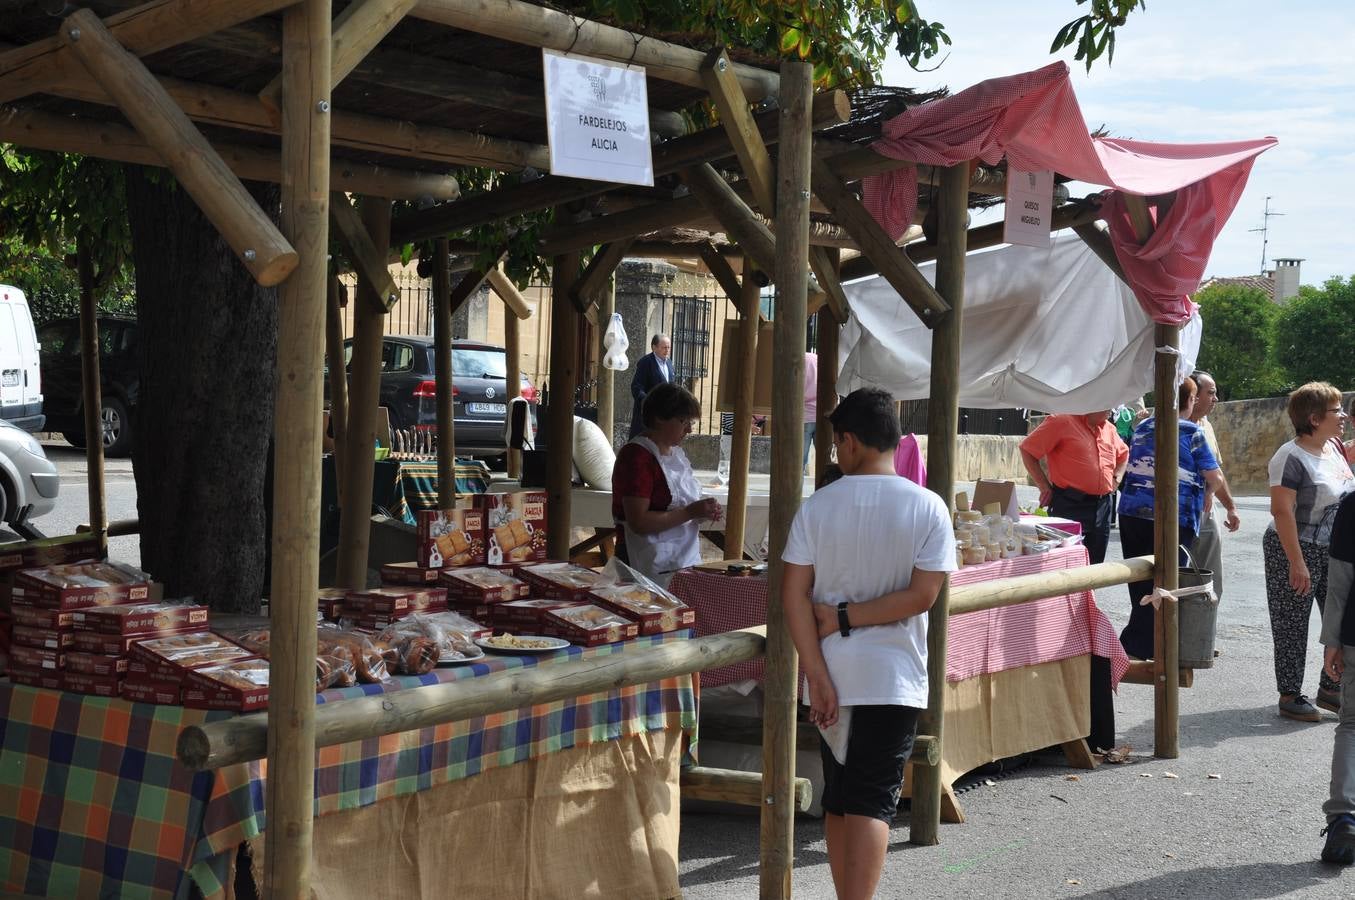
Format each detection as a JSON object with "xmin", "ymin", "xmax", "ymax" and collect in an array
[
  {"xmin": 2, "ymin": 439, "xmax": 142, "ymax": 568},
  {"xmin": 680, "ymin": 488, "xmax": 1354, "ymax": 899}
]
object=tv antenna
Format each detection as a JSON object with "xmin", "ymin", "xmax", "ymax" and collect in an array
[{"xmin": 1248, "ymin": 196, "xmax": 1284, "ymax": 274}]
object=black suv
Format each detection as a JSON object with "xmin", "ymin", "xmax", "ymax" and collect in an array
[
  {"xmin": 36, "ymin": 315, "xmax": 139, "ymax": 457},
  {"xmin": 337, "ymin": 335, "xmax": 537, "ymax": 455}
]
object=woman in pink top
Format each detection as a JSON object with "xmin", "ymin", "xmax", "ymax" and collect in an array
[{"xmin": 803, "ymin": 352, "xmax": 818, "ymax": 473}]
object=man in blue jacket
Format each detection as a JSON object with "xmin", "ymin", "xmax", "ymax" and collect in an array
[{"xmin": 629, "ymin": 333, "xmax": 673, "ymax": 438}]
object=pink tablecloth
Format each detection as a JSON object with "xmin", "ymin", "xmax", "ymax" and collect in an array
[{"xmin": 669, "ymin": 544, "xmax": 1128, "ymax": 689}]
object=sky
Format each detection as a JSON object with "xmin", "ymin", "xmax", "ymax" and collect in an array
[{"xmin": 879, "ymin": 1, "xmax": 1354, "ymax": 288}]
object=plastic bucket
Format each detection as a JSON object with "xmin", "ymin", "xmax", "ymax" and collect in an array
[{"xmin": 1177, "ymin": 567, "xmax": 1218, "ymax": 668}]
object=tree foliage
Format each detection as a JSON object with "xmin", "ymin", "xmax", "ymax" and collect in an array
[
  {"xmin": 1193, "ymin": 282, "xmax": 1287, "ymax": 400},
  {"xmin": 1273, "ymin": 276, "xmax": 1355, "ymax": 391},
  {"xmin": 0, "ymin": 148, "xmax": 136, "ymax": 321}
]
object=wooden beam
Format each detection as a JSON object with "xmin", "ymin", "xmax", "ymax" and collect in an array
[
  {"xmin": 0, "ymin": 0, "xmax": 296, "ymax": 104},
  {"xmin": 1124, "ymin": 194, "xmax": 1156, "ymax": 244},
  {"xmin": 330, "ymin": 193, "xmax": 400, "ymax": 312},
  {"xmin": 701, "ymin": 48, "xmax": 777, "ymax": 215},
  {"xmin": 696, "ymin": 241, "xmax": 745, "ymax": 313},
  {"xmin": 449, "ymin": 253, "xmax": 504, "ymax": 317},
  {"xmin": 761, "ymin": 60, "xmax": 812, "ymax": 900},
  {"xmin": 950, "ymin": 556, "xmax": 1157, "ymax": 616},
  {"xmin": 838, "ymin": 200, "xmax": 1103, "ymax": 281},
  {"xmin": 325, "ymin": 274, "xmax": 348, "ymax": 490},
  {"xmin": 410, "ymin": 0, "xmax": 780, "ymax": 100},
  {"xmin": 723, "ymin": 266, "xmax": 759, "ymax": 560},
  {"xmin": 0, "ymin": 105, "xmax": 459, "ymax": 202},
  {"xmin": 485, "ymin": 266, "xmax": 532, "ymax": 320},
  {"xmin": 571, "ymin": 239, "xmax": 633, "ymax": 313},
  {"xmin": 1121, "ymin": 660, "xmax": 1194, "ymax": 688},
  {"xmin": 336, "ymin": 197, "xmax": 392, "ymax": 590},
  {"xmin": 910, "ymin": 161, "xmax": 969, "ymax": 847},
  {"xmin": 682, "ymin": 164, "xmax": 777, "ymax": 277},
  {"xmin": 259, "ymin": 0, "xmax": 420, "ymax": 114},
  {"xmin": 504, "ymin": 302, "xmax": 523, "ymax": 479},
  {"xmin": 681, "ymin": 767, "xmax": 812, "ymax": 813},
  {"xmin": 1153, "ymin": 323, "xmax": 1181, "ymax": 760},
  {"xmin": 810, "ymin": 153, "xmax": 947, "ymax": 324},
  {"xmin": 179, "ymin": 626, "xmax": 768, "ymax": 770},
  {"xmin": 1073, "ymin": 221, "xmax": 1130, "ymax": 286},
  {"xmin": 60, "ymin": 10, "xmax": 297, "ymax": 287},
  {"xmin": 814, "ymin": 264, "xmax": 839, "ymax": 488},
  {"xmin": 808, "ymin": 246, "xmax": 849, "ymax": 321},
  {"xmin": 4, "ymin": 41, "xmax": 551, "ymax": 173},
  {"xmin": 432, "ymin": 237, "xmax": 457, "ymax": 507},
  {"xmin": 265, "ymin": 0, "xmax": 330, "ymax": 893},
  {"xmin": 390, "ymin": 90, "xmax": 850, "ymax": 244},
  {"xmin": 546, "ymin": 244, "xmax": 581, "ymax": 559},
  {"xmin": 76, "ymin": 241, "xmax": 107, "ymax": 555}
]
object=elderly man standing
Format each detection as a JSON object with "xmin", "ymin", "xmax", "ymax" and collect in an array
[
  {"xmin": 1020, "ymin": 411, "xmax": 1129, "ymax": 564},
  {"xmin": 1190, "ymin": 371, "xmax": 1226, "ymax": 601}
]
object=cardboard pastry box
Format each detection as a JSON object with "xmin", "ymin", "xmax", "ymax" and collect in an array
[
  {"xmin": 476, "ymin": 491, "xmax": 547, "ymax": 565},
  {"xmin": 416, "ymin": 506, "xmax": 487, "ymax": 569}
]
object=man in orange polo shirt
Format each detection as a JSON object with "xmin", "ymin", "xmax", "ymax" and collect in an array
[{"xmin": 1020, "ymin": 411, "xmax": 1129, "ymax": 564}]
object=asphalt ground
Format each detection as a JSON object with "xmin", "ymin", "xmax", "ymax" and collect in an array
[{"xmin": 678, "ymin": 487, "xmax": 1352, "ymax": 899}]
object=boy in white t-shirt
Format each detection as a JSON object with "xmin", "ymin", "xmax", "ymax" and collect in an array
[{"xmin": 782, "ymin": 388, "xmax": 956, "ymax": 900}]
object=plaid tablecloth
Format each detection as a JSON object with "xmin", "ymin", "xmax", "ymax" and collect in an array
[
  {"xmin": 0, "ymin": 631, "xmax": 695, "ymax": 899},
  {"xmin": 670, "ymin": 545, "xmax": 1128, "ymax": 689},
  {"xmin": 949, "ymin": 545, "xmax": 1131, "ymax": 686},
  {"xmin": 376, "ymin": 459, "xmax": 493, "ymax": 525}
]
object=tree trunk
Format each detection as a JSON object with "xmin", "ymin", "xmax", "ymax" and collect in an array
[{"xmin": 123, "ymin": 166, "xmax": 277, "ymax": 614}]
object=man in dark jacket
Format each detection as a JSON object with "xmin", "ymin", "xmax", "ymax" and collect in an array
[{"xmin": 629, "ymin": 333, "xmax": 673, "ymax": 438}]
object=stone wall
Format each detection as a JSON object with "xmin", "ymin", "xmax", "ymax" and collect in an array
[{"xmin": 1206, "ymin": 393, "xmax": 1355, "ymax": 496}]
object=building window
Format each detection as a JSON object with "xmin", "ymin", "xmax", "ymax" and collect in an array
[{"xmin": 669, "ymin": 295, "xmax": 711, "ymax": 385}]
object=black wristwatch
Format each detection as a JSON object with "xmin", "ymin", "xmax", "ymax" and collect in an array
[{"xmin": 837, "ymin": 602, "xmax": 852, "ymax": 637}]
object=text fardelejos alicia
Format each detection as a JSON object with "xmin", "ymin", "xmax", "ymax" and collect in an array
[{"xmin": 579, "ymin": 114, "xmax": 626, "ymax": 150}]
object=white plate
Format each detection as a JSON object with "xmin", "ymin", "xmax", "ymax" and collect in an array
[
  {"xmin": 475, "ymin": 635, "xmax": 570, "ymax": 655},
  {"xmin": 437, "ymin": 646, "xmax": 486, "ymax": 665},
  {"xmin": 467, "ymin": 402, "xmax": 507, "ymax": 415}
]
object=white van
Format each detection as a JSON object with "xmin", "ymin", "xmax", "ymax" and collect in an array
[{"xmin": 0, "ymin": 284, "xmax": 44, "ymax": 432}]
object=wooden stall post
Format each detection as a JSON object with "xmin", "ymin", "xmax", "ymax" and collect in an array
[
  {"xmin": 546, "ymin": 247, "xmax": 580, "ymax": 559},
  {"xmin": 505, "ymin": 307, "xmax": 523, "ymax": 479},
  {"xmin": 265, "ymin": 0, "xmax": 330, "ymax": 895},
  {"xmin": 75, "ymin": 241, "xmax": 106, "ymax": 553},
  {"xmin": 814, "ymin": 250, "xmax": 841, "ymax": 488},
  {"xmin": 723, "ymin": 262, "xmax": 759, "ymax": 560},
  {"xmin": 760, "ymin": 60, "xmax": 811, "ymax": 900},
  {"xmin": 325, "ymin": 273, "xmax": 348, "ymax": 488},
  {"xmin": 335, "ymin": 196, "xmax": 392, "ymax": 589},
  {"xmin": 1153, "ymin": 322, "xmax": 1181, "ymax": 758},
  {"xmin": 432, "ymin": 236, "xmax": 456, "ymax": 506},
  {"xmin": 909, "ymin": 161, "xmax": 970, "ymax": 845},
  {"xmin": 595, "ymin": 276, "xmax": 616, "ymax": 445}
]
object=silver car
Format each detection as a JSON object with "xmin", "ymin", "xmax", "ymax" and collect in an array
[{"xmin": 0, "ymin": 418, "xmax": 59, "ymax": 530}]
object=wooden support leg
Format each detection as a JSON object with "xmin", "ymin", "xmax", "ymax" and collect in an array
[{"xmin": 1061, "ymin": 738, "xmax": 1099, "ymax": 770}]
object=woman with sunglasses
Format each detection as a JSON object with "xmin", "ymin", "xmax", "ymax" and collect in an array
[{"xmin": 1266, "ymin": 382, "xmax": 1355, "ymax": 721}]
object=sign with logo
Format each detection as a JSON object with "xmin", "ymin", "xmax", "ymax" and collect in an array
[
  {"xmin": 1003, "ymin": 168, "xmax": 1055, "ymax": 248},
  {"xmin": 543, "ymin": 49, "xmax": 653, "ymax": 186}
]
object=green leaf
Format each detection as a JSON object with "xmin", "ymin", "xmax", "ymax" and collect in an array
[{"xmin": 780, "ymin": 26, "xmax": 801, "ymax": 53}]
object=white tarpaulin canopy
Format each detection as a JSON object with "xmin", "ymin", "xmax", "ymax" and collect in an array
[{"xmin": 837, "ymin": 234, "xmax": 1202, "ymax": 413}]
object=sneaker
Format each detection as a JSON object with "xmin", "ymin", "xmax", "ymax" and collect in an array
[
  {"xmin": 1317, "ymin": 689, "xmax": 1342, "ymax": 714},
  {"xmin": 1322, "ymin": 814, "xmax": 1355, "ymax": 864},
  {"xmin": 1279, "ymin": 694, "xmax": 1322, "ymax": 722}
]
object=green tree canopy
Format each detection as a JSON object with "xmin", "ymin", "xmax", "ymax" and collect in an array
[
  {"xmin": 1192, "ymin": 282, "xmax": 1287, "ymax": 400},
  {"xmin": 1273, "ymin": 276, "xmax": 1355, "ymax": 391}
]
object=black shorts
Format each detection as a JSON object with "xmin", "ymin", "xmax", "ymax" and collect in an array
[{"xmin": 819, "ymin": 704, "xmax": 921, "ymax": 822}]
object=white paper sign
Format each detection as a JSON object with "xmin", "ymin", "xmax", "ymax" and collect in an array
[
  {"xmin": 543, "ymin": 49, "xmax": 653, "ymax": 186},
  {"xmin": 1003, "ymin": 168, "xmax": 1055, "ymax": 248}
]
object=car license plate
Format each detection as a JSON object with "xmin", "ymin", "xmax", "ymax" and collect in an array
[{"xmin": 467, "ymin": 402, "xmax": 506, "ymax": 415}]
